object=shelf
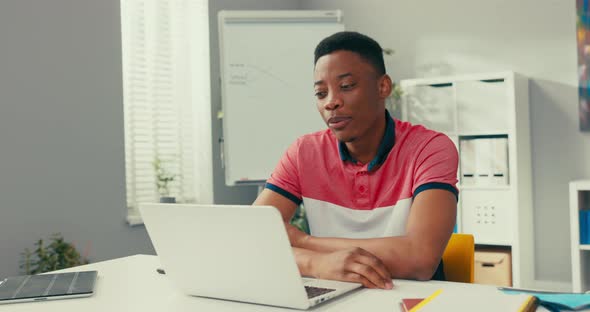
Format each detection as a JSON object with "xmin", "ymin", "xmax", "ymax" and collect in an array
[
  {"xmin": 458, "ymin": 132, "xmax": 509, "ymax": 137},
  {"xmin": 459, "ymin": 185, "xmax": 511, "ymax": 191},
  {"xmin": 474, "ymin": 239, "xmax": 513, "ymax": 246},
  {"xmin": 440, "ymin": 132, "xmax": 510, "ymax": 137},
  {"xmin": 399, "ymin": 71, "xmax": 514, "ymax": 87},
  {"xmin": 571, "ymin": 180, "xmax": 590, "ymax": 190},
  {"xmin": 570, "ymin": 180, "xmax": 590, "ymax": 292},
  {"xmin": 401, "ymin": 71, "xmax": 533, "ymax": 288}
]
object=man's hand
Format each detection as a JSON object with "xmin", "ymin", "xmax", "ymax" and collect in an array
[
  {"xmin": 285, "ymin": 223, "xmax": 310, "ymax": 247},
  {"xmin": 310, "ymin": 247, "xmax": 393, "ymax": 289}
]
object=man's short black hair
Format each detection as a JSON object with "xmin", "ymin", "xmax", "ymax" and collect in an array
[{"xmin": 314, "ymin": 31, "xmax": 386, "ymax": 75}]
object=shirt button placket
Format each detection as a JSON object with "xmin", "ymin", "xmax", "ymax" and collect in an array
[{"xmin": 355, "ymin": 170, "xmax": 369, "ymax": 207}]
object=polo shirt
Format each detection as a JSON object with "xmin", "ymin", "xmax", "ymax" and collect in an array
[{"xmin": 266, "ymin": 110, "xmax": 459, "ymax": 240}]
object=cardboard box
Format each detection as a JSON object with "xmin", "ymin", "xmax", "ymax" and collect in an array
[{"xmin": 474, "ymin": 249, "xmax": 512, "ymax": 287}]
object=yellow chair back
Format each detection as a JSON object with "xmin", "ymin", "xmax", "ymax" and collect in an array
[{"xmin": 442, "ymin": 233, "xmax": 475, "ymax": 283}]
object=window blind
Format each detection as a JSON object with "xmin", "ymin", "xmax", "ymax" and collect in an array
[{"xmin": 121, "ymin": 0, "xmax": 208, "ymax": 216}]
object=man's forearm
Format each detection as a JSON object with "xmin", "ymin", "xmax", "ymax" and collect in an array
[
  {"xmin": 300, "ymin": 235, "xmax": 438, "ymax": 280},
  {"xmin": 292, "ymin": 246, "xmax": 319, "ymax": 277}
]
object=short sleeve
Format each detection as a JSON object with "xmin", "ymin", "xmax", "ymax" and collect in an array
[
  {"xmin": 412, "ymin": 134, "xmax": 459, "ymax": 199},
  {"xmin": 265, "ymin": 138, "xmax": 303, "ymax": 205}
]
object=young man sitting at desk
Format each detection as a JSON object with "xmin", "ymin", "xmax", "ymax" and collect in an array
[{"xmin": 253, "ymin": 31, "xmax": 458, "ymax": 290}]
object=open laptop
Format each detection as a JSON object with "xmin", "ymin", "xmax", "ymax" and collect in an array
[
  {"xmin": 0, "ymin": 271, "xmax": 97, "ymax": 304},
  {"xmin": 140, "ymin": 203, "xmax": 362, "ymax": 310}
]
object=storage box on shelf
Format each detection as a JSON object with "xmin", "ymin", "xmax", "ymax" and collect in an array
[
  {"xmin": 570, "ymin": 180, "xmax": 590, "ymax": 293},
  {"xmin": 475, "ymin": 248, "xmax": 512, "ymax": 287},
  {"xmin": 401, "ymin": 71, "xmax": 534, "ymax": 288}
]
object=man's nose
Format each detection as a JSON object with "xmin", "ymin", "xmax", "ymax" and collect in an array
[{"xmin": 324, "ymin": 92, "xmax": 342, "ymax": 110}]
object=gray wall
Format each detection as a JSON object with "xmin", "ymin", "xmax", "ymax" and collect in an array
[
  {"xmin": 0, "ymin": 0, "xmax": 155, "ymax": 277},
  {"xmin": 300, "ymin": 0, "xmax": 590, "ymax": 283}
]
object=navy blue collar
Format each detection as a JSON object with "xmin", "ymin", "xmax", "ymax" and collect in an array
[{"xmin": 338, "ymin": 110, "xmax": 396, "ymax": 172}]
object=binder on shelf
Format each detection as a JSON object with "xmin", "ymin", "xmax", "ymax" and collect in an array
[
  {"xmin": 460, "ymin": 139, "xmax": 476, "ymax": 186},
  {"xmin": 463, "ymin": 136, "xmax": 509, "ymax": 187},
  {"xmin": 475, "ymin": 138, "xmax": 492, "ymax": 186},
  {"xmin": 491, "ymin": 138, "xmax": 509, "ymax": 186},
  {"xmin": 581, "ymin": 210, "xmax": 590, "ymax": 244}
]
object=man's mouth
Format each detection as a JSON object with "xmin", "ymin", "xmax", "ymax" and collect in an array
[{"xmin": 327, "ymin": 116, "xmax": 352, "ymax": 130}]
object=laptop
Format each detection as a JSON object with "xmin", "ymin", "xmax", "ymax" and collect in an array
[
  {"xmin": 140, "ymin": 203, "xmax": 362, "ymax": 310},
  {"xmin": 0, "ymin": 271, "xmax": 97, "ymax": 304}
]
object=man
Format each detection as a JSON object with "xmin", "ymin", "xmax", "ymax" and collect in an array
[{"xmin": 253, "ymin": 31, "xmax": 458, "ymax": 290}]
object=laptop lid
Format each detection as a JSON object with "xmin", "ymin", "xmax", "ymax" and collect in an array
[
  {"xmin": 0, "ymin": 271, "xmax": 97, "ymax": 304},
  {"xmin": 140, "ymin": 203, "xmax": 312, "ymax": 309}
]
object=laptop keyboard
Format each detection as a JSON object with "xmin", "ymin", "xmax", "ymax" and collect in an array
[{"xmin": 304, "ymin": 286, "xmax": 336, "ymax": 299}]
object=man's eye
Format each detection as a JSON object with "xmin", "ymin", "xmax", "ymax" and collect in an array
[
  {"xmin": 341, "ymin": 83, "xmax": 356, "ymax": 90},
  {"xmin": 315, "ymin": 91, "xmax": 327, "ymax": 99}
]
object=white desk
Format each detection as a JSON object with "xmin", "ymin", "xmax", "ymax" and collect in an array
[{"xmin": 2, "ymin": 255, "xmax": 549, "ymax": 312}]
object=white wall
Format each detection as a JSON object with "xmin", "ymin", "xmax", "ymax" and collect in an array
[{"xmin": 301, "ymin": 0, "xmax": 589, "ymax": 284}]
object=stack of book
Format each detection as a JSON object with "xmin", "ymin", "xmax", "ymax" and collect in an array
[{"xmin": 400, "ymin": 287, "xmax": 590, "ymax": 312}]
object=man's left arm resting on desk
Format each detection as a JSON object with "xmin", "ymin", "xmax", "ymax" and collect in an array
[
  {"xmin": 257, "ymin": 133, "xmax": 459, "ymax": 282},
  {"xmin": 289, "ymin": 188, "xmax": 457, "ymax": 281},
  {"xmin": 289, "ymin": 134, "xmax": 459, "ymax": 281}
]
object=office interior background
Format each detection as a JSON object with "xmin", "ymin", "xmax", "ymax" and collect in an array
[{"xmin": 0, "ymin": 0, "xmax": 588, "ymax": 291}]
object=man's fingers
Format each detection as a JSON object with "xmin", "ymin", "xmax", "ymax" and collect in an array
[
  {"xmin": 344, "ymin": 272, "xmax": 378, "ymax": 289},
  {"xmin": 352, "ymin": 250, "xmax": 392, "ymax": 287},
  {"xmin": 346, "ymin": 262, "xmax": 389, "ymax": 289}
]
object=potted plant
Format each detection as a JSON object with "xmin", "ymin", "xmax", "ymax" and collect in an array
[
  {"xmin": 20, "ymin": 233, "xmax": 89, "ymax": 274},
  {"xmin": 153, "ymin": 157, "xmax": 176, "ymax": 203},
  {"xmin": 290, "ymin": 204, "xmax": 310, "ymax": 234}
]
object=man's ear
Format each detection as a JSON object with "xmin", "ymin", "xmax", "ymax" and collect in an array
[{"xmin": 379, "ymin": 74, "xmax": 393, "ymax": 99}]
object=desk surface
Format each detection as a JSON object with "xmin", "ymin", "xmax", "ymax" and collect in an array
[{"xmin": 1, "ymin": 254, "xmax": 549, "ymax": 312}]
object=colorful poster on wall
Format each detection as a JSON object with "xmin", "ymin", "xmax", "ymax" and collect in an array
[{"xmin": 577, "ymin": 0, "xmax": 590, "ymax": 131}]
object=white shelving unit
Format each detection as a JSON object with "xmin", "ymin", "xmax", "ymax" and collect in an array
[
  {"xmin": 569, "ymin": 180, "xmax": 590, "ymax": 292},
  {"xmin": 400, "ymin": 71, "xmax": 534, "ymax": 288}
]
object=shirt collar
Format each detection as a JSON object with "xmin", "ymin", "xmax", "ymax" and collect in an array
[{"xmin": 338, "ymin": 110, "xmax": 396, "ymax": 172}]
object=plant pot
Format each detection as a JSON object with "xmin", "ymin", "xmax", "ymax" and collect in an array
[{"xmin": 159, "ymin": 196, "xmax": 176, "ymax": 203}]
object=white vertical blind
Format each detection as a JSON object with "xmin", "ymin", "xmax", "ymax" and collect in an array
[{"xmin": 121, "ymin": 0, "xmax": 210, "ymax": 216}]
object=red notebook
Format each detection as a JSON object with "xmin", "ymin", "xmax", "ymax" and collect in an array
[{"xmin": 400, "ymin": 298, "xmax": 424, "ymax": 312}]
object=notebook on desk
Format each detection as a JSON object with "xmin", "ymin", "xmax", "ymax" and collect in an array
[
  {"xmin": 408, "ymin": 288, "xmax": 537, "ymax": 312},
  {"xmin": 0, "ymin": 271, "xmax": 97, "ymax": 304},
  {"xmin": 139, "ymin": 203, "xmax": 362, "ymax": 310}
]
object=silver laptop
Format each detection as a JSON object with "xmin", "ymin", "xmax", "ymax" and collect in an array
[
  {"xmin": 0, "ymin": 271, "xmax": 97, "ymax": 304},
  {"xmin": 140, "ymin": 203, "xmax": 361, "ymax": 310}
]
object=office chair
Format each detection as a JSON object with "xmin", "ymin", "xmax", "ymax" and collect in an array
[{"xmin": 442, "ymin": 233, "xmax": 475, "ymax": 283}]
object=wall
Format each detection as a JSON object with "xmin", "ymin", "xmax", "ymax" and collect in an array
[
  {"xmin": 301, "ymin": 0, "xmax": 589, "ymax": 284},
  {"xmin": 0, "ymin": 0, "xmax": 155, "ymax": 277}
]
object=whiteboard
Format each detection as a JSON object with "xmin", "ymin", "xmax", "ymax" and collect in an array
[{"xmin": 218, "ymin": 10, "xmax": 344, "ymax": 186}]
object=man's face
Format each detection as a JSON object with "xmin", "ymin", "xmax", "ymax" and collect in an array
[{"xmin": 313, "ymin": 50, "xmax": 390, "ymax": 143}]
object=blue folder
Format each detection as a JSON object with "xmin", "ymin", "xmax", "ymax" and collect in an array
[
  {"xmin": 581, "ymin": 210, "xmax": 589, "ymax": 244},
  {"xmin": 501, "ymin": 289, "xmax": 590, "ymax": 312}
]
